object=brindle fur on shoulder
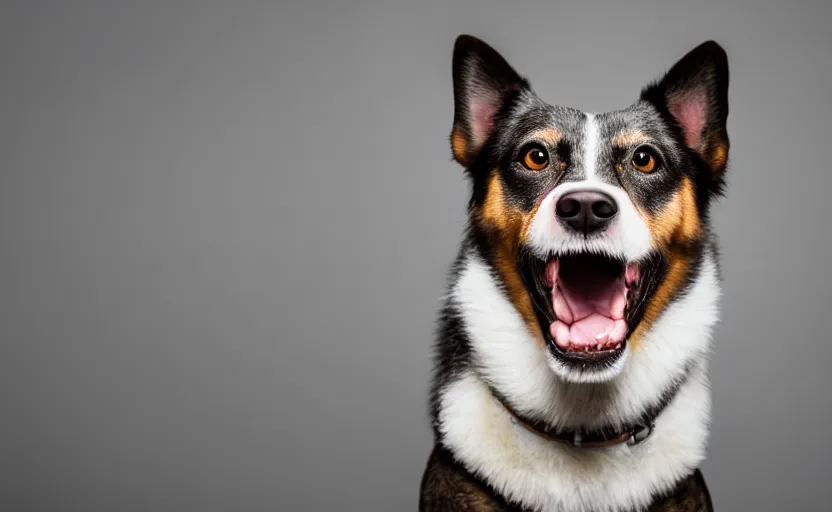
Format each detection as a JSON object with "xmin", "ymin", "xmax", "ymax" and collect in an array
[{"xmin": 422, "ymin": 35, "xmax": 729, "ymax": 512}]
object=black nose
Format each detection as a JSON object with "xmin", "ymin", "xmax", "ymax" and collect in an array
[{"xmin": 555, "ymin": 191, "xmax": 618, "ymax": 235}]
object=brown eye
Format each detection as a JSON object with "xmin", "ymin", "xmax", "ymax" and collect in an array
[
  {"xmin": 632, "ymin": 148, "xmax": 657, "ymax": 173},
  {"xmin": 521, "ymin": 145, "xmax": 549, "ymax": 171}
]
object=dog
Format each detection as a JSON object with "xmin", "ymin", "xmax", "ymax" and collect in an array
[{"xmin": 420, "ymin": 35, "xmax": 729, "ymax": 511}]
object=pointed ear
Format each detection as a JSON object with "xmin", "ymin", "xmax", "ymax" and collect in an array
[
  {"xmin": 641, "ymin": 41, "xmax": 730, "ymax": 188},
  {"xmin": 450, "ymin": 35, "xmax": 529, "ymax": 167}
]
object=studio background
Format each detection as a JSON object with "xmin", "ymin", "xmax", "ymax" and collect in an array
[{"xmin": 2, "ymin": 1, "xmax": 830, "ymax": 510}]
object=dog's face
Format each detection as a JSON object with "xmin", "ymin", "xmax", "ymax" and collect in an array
[{"xmin": 451, "ymin": 36, "xmax": 728, "ymax": 383}]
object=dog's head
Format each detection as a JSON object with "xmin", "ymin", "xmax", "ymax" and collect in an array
[{"xmin": 451, "ymin": 36, "xmax": 728, "ymax": 384}]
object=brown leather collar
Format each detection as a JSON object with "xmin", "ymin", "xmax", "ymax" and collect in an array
[
  {"xmin": 488, "ymin": 369, "xmax": 690, "ymax": 449},
  {"xmin": 508, "ymin": 409, "xmax": 654, "ymax": 448}
]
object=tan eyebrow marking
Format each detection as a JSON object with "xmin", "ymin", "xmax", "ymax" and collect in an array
[
  {"xmin": 611, "ymin": 129, "xmax": 650, "ymax": 148},
  {"xmin": 528, "ymin": 128, "xmax": 561, "ymax": 145}
]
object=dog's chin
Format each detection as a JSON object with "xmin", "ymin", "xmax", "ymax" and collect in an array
[
  {"xmin": 521, "ymin": 250, "xmax": 657, "ymax": 384},
  {"xmin": 546, "ymin": 344, "xmax": 630, "ymax": 383}
]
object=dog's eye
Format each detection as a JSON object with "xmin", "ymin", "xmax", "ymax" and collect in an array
[
  {"xmin": 632, "ymin": 147, "xmax": 657, "ymax": 173},
  {"xmin": 520, "ymin": 144, "xmax": 549, "ymax": 171}
]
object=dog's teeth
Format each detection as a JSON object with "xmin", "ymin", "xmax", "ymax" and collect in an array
[{"xmin": 615, "ymin": 343, "xmax": 622, "ymax": 349}]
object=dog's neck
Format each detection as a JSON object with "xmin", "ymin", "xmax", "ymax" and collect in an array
[
  {"xmin": 434, "ymin": 250, "xmax": 720, "ymax": 511},
  {"xmin": 488, "ymin": 366, "xmax": 691, "ymax": 449}
]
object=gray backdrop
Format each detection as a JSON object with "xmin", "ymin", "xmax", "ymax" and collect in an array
[{"xmin": 2, "ymin": 1, "xmax": 831, "ymax": 510}]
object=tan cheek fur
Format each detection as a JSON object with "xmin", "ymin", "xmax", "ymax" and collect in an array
[
  {"xmin": 629, "ymin": 177, "xmax": 701, "ymax": 349},
  {"xmin": 478, "ymin": 171, "xmax": 543, "ymax": 345}
]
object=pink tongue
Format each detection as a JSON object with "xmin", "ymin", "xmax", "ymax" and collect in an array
[
  {"xmin": 547, "ymin": 260, "xmax": 627, "ymax": 351},
  {"xmin": 569, "ymin": 314, "xmax": 616, "ymax": 344}
]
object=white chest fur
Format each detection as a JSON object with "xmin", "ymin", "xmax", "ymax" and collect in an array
[{"xmin": 438, "ymin": 366, "xmax": 710, "ymax": 512}]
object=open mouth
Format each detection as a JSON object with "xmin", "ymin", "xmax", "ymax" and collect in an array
[{"xmin": 523, "ymin": 252, "xmax": 656, "ymax": 368}]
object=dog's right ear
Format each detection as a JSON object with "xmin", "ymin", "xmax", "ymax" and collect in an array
[{"xmin": 451, "ymin": 35, "xmax": 528, "ymax": 167}]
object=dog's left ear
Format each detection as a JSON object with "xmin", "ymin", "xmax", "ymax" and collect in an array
[
  {"xmin": 642, "ymin": 41, "xmax": 730, "ymax": 190},
  {"xmin": 451, "ymin": 35, "xmax": 529, "ymax": 167}
]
